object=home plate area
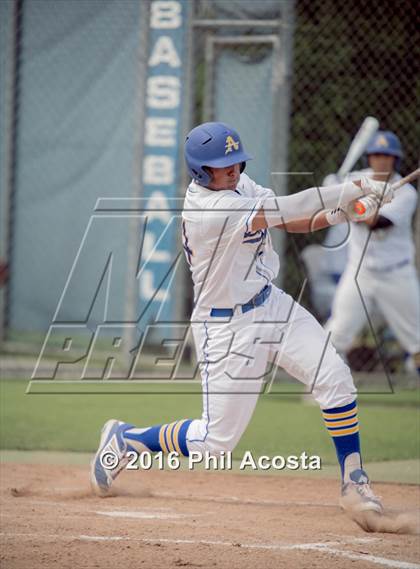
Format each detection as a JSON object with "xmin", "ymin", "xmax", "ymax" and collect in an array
[{"xmin": 1, "ymin": 464, "xmax": 419, "ymax": 569}]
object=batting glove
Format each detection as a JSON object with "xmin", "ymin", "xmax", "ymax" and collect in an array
[
  {"xmin": 359, "ymin": 175, "xmax": 394, "ymax": 204},
  {"xmin": 325, "ymin": 207, "xmax": 347, "ymax": 225}
]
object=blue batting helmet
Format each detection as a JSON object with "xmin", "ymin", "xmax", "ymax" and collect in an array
[
  {"xmin": 365, "ymin": 131, "xmax": 403, "ymax": 168},
  {"xmin": 184, "ymin": 122, "xmax": 252, "ymax": 186}
]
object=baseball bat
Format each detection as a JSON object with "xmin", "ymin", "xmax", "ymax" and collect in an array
[
  {"xmin": 337, "ymin": 116, "xmax": 379, "ymax": 178},
  {"xmin": 388, "ymin": 168, "xmax": 420, "ymax": 191},
  {"xmin": 351, "ymin": 168, "xmax": 420, "ymax": 216}
]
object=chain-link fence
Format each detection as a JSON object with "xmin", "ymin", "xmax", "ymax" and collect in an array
[{"xmin": 1, "ymin": 0, "xmax": 419, "ymax": 378}]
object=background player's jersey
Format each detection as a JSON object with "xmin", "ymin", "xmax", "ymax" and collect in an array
[
  {"xmin": 348, "ymin": 169, "xmax": 417, "ymax": 271},
  {"xmin": 182, "ymin": 173, "xmax": 280, "ymax": 316}
]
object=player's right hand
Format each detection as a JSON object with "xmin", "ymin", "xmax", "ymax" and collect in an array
[{"xmin": 359, "ymin": 175, "xmax": 394, "ymax": 204}]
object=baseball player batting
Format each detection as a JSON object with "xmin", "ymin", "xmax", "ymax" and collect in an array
[
  {"xmin": 326, "ymin": 131, "xmax": 420, "ymax": 374},
  {"xmin": 91, "ymin": 122, "xmax": 394, "ymax": 531}
]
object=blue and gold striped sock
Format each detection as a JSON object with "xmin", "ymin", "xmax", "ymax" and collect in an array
[
  {"xmin": 322, "ymin": 400, "xmax": 361, "ymax": 480},
  {"xmin": 123, "ymin": 419, "xmax": 192, "ymax": 457}
]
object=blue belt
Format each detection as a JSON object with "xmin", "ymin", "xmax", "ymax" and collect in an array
[{"xmin": 210, "ymin": 285, "xmax": 272, "ymax": 317}]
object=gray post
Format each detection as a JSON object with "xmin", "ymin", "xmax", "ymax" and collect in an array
[
  {"xmin": 122, "ymin": 0, "xmax": 151, "ymax": 356},
  {"xmin": 270, "ymin": 0, "xmax": 295, "ymax": 289},
  {"xmin": 1, "ymin": 0, "xmax": 24, "ymax": 345}
]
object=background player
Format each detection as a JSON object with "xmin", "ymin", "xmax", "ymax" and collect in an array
[
  {"xmin": 91, "ymin": 122, "xmax": 392, "ymax": 531},
  {"xmin": 326, "ymin": 131, "xmax": 420, "ymax": 375}
]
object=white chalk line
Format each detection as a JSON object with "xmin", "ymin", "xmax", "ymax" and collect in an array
[
  {"xmin": 95, "ymin": 510, "xmax": 204, "ymax": 520},
  {"xmin": 9, "ymin": 497, "xmax": 418, "ymax": 517},
  {"xmin": 13, "ymin": 500, "xmax": 209, "ymax": 515},
  {"xmin": 5, "ymin": 493, "xmax": 338, "ymax": 509},
  {"xmin": 5, "ymin": 491, "xmax": 339, "ymax": 509},
  {"xmin": 1, "ymin": 532, "xmax": 417, "ymax": 569},
  {"xmin": 9, "ymin": 492, "xmax": 339, "ymax": 516},
  {"xmin": 0, "ymin": 532, "xmax": 374, "ymax": 546},
  {"xmin": 1, "ymin": 511, "xmax": 201, "ymax": 523},
  {"xmin": 2, "ymin": 503, "xmax": 207, "ymax": 522},
  {"xmin": 154, "ymin": 491, "xmax": 338, "ymax": 508}
]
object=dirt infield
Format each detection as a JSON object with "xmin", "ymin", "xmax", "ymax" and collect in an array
[{"xmin": 1, "ymin": 463, "xmax": 419, "ymax": 569}]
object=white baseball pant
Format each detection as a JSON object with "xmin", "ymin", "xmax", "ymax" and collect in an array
[
  {"xmin": 327, "ymin": 263, "xmax": 420, "ymax": 355},
  {"xmin": 186, "ymin": 286, "xmax": 356, "ymax": 456}
]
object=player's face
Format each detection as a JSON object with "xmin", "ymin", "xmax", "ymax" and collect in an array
[
  {"xmin": 368, "ymin": 154, "xmax": 396, "ymax": 178},
  {"xmin": 206, "ymin": 163, "xmax": 241, "ymax": 190}
]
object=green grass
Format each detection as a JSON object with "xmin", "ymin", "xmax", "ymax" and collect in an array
[{"xmin": 1, "ymin": 379, "xmax": 419, "ymax": 466}]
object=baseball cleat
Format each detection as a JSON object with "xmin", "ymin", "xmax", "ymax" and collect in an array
[
  {"xmin": 339, "ymin": 469, "xmax": 383, "ymax": 531},
  {"xmin": 90, "ymin": 419, "xmax": 132, "ymax": 497}
]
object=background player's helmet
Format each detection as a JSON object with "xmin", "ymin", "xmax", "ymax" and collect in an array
[
  {"xmin": 184, "ymin": 122, "xmax": 252, "ymax": 186},
  {"xmin": 365, "ymin": 130, "xmax": 403, "ymax": 170}
]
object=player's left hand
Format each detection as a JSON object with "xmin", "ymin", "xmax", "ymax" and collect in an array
[{"xmin": 358, "ymin": 175, "xmax": 394, "ymax": 204}]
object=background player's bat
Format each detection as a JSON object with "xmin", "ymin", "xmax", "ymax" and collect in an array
[
  {"xmin": 387, "ymin": 168, "xmax": 420, "ymax": 191},
  {"xmin": 337, "ymin": 116, "xmax": 379, "ymax": 178},
  {"xmin": 351, "ymin": 168, "xmax": 420, "ymax": 216}
]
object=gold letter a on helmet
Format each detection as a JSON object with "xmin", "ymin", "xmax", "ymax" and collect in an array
[{"xmin": 225, "ymin": 135, "xmax": 239, "ymax": 154}]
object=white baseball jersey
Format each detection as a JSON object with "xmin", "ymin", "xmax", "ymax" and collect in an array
[
  {"xmin": 348, "ymin": 169, "xmax": 418, "ymax": 271},
  {"xmin": 182, "ymin": 173, "xmax": 280, "ymax": 315}
]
